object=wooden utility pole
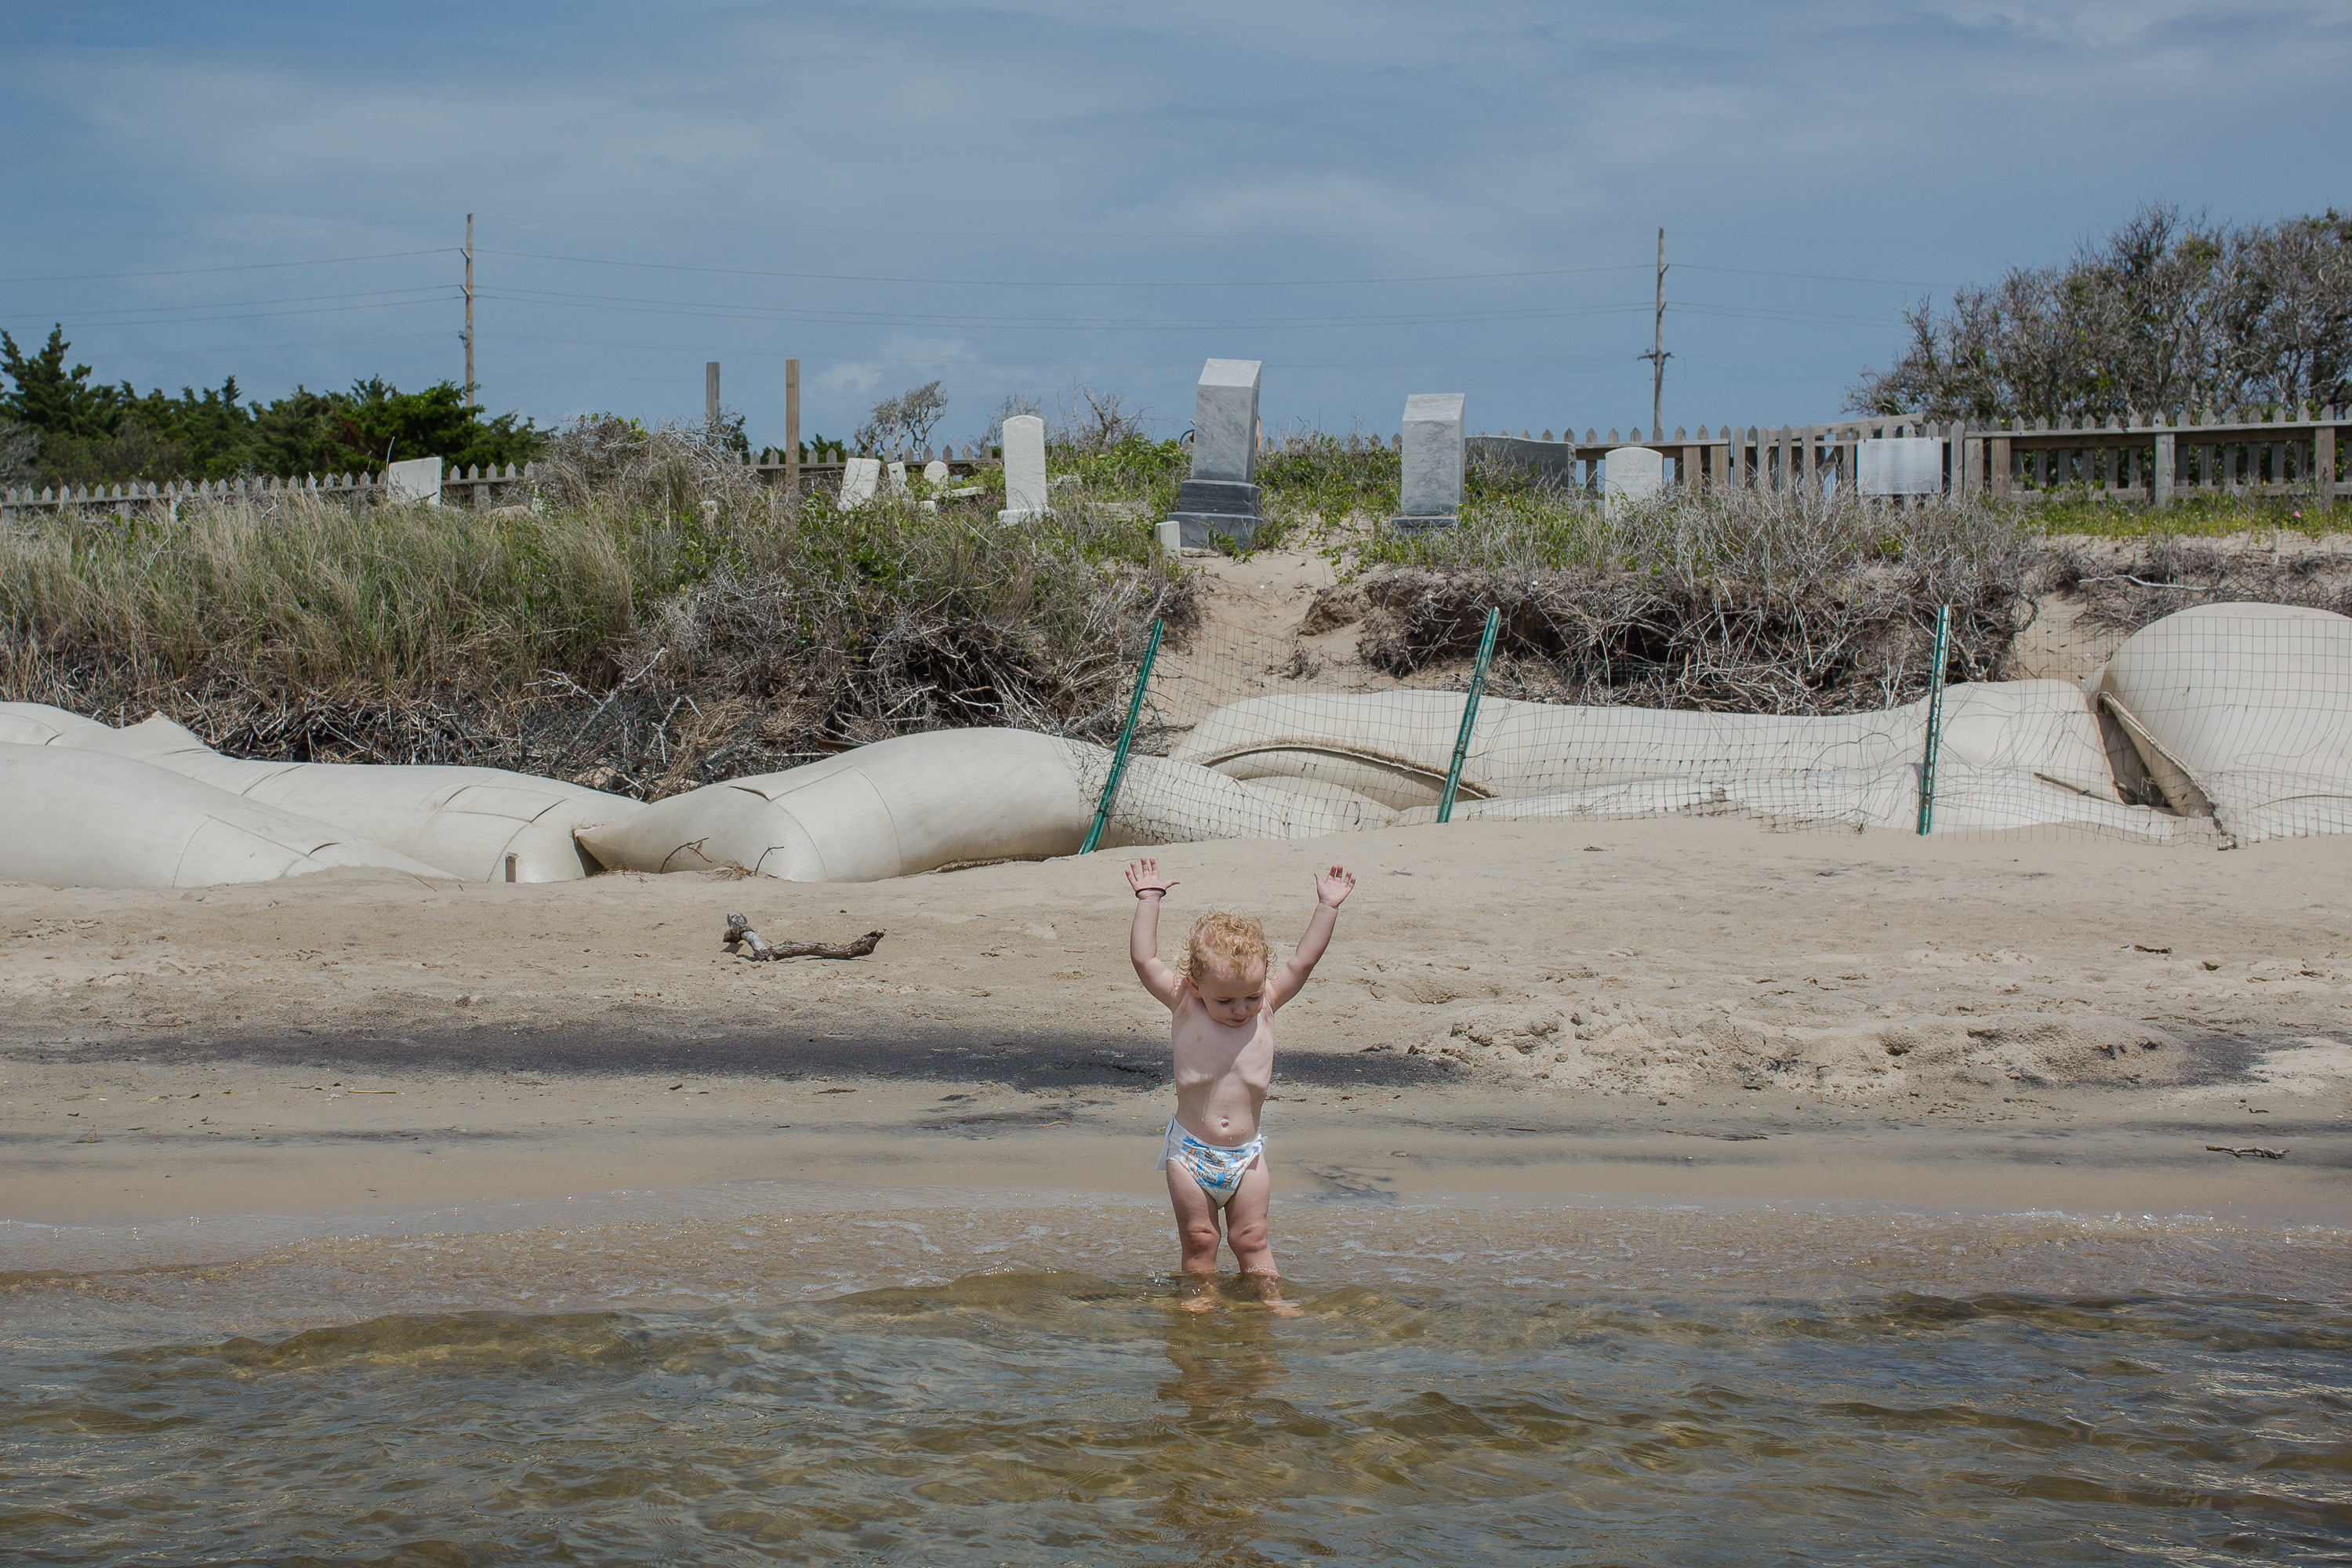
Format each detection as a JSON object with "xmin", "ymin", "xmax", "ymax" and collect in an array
[
  {"xmin": 1637, "ymin": 227, "xmax": 1668, "ymax": 438},
  {"xmin": 784, "ymin": 358, "xmax": 801, "ymax": 495},
  {"xmin": 706, "ymin": 361, "xmax": 720, "ymax": 427},
  {"xmin": 462, "ymin": 214, "xmax": 476, "ymax": 407}
]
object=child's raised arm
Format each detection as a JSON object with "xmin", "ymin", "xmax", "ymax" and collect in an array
[
  {"xmin": 1124, "ymin": 858, "xmax": 1185, "ymax": 1009},
  {"xmin": 1266, "ymin": 865, "xmax": 1355, "ymax": 1011}
]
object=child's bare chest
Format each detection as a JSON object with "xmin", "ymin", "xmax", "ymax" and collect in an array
[{"xmin": 1169, "ymin": 1011, "xmax": 1275, "ymax": 1092}]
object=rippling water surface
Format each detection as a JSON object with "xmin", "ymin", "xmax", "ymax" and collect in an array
[{"xmin": 5, "ymin": 1191, "xmax": 2347, "ymax": 1565}]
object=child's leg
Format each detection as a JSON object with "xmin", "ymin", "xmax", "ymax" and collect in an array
[
  {"xmin": 1164, "ymin": 1161, "xmax": 1225, "ymax": 1276},
  {"xmin": 1219, "ymin": 1156, "xmax": 1277, "ymax": 1277}
]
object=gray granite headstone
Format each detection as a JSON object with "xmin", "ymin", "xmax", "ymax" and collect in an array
[
  {"xmin": 1603, "ymin": 446, "xmax": 1664, "ymax": 516},
  {"xmin": 1393, "ymin": 393, "xmax": 1465, "ymax": 530},
  {"xmin": 837, "ymin": 456, "xmax": 882, "ymax": 510},
  {"xmin": 1167, "ymin": 358, "xmax": 1263, "ymax": 548},
  {"xmin": 999, "ymin": 414, "xmax": 1049, "ymax": 523},
  {"xmin": 1857, "ymin": 437, "xmax": 1944, "ymax": 496},
  {"xmin": 385, "ymin": 456, "xmax": 443, "ymax": 506}
]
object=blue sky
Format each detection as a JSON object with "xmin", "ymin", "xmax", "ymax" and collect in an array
[{"xmin": 4, "ymin": 0, "xmax": 2347, "ymax": 452}]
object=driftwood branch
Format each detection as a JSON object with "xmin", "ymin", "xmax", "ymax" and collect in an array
[
  {"xmin": 724, "ymin": 913, "xmax": 886, "ymax": 961},
  {"xmin": 2205, "ymin": 1144, "xmax": 2288, "ymax": 1160}
]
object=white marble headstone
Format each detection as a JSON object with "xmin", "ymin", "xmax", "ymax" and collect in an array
[
  {"xmin": 837, "ymin": 456, "xmax": 883, "ymax": 510},
  {"xmin": 1190, "ymin": 359, "xmax": 1261, "ymax": 485},
  {"xmin": 887, "ymin": 461, "xmax": 909, "ymax": 494},
  {"xmin": 1399, "ymin": 394, "xmax": 1466, "ymax": 521},
  {"xmin": 1000, "ymin": 414, "xmax": 1049, "ymax": 523},
  {"xmin": 1858, "ymin": 437, "xmax": 1944, "ymax": 496},
  {"xmin": 923, "ymin": 459, "xmax": 950, "ymax": 485},
  {"xmin": 1604, "ymin": 446, "xmax": 1664, "ymax": 515},
  {"xmin": 385, "ymin": 456, "xmax": 443, "ymax": 506}
]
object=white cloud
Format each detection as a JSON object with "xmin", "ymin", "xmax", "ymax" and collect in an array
[{"xmin": 6, "ymin": 1, "xmax": 2347, "ymax": 434}]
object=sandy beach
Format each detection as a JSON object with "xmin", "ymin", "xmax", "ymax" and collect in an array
[{"xmin": 5, "ymin": 815, "xmax": 2346, "ymax": 1243}]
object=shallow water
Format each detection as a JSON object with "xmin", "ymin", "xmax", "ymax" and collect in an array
[{"xmin": 5, "ymin": 1190, "xmax": 2348, "ymax": 1566}]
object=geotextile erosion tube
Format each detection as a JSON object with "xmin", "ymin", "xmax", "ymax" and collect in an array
[
  {"xmin": 0, "ymin": 705, "xmax": 641, "ymax": 881},
  {"xmin": 0, "ymin": 742, "xmax": 450, "ymax": 888}
]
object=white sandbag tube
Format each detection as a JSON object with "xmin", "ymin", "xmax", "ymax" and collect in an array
[
  {"xmin": 577, "ymin": 728, "xmax": 1339, "ymax": 881},
  {"xmin": 45, "ymin": 713, "xmax": 641, "ymax": 881},
  {"xmin": 1400, "ymin": 762, "xmax": 2183, "ymax": 840},
  {"xmin": 0, "ymin": 702, "xmax": 116, "ymax": 747},
  {"xmin": 0, "ymin": 742, "xmax": 448, "ymax": 888},
  {"xmin": 579, "ymin": 729, "xmax": 1104, "ymax": 879},
  {"xmin": 2097, "ymin": 603, "xmax": 2352, "ymax": 843},
  {"xmin": 1171, "ymin": 681, "xmax": 2119, "ymax": 812}
]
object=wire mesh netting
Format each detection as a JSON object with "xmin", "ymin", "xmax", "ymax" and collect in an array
[{"xmin": 1096, "ymin": 600, "xmax": 2351, "ymax": 851}]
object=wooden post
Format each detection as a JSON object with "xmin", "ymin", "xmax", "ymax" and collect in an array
[
  {"xmin": 784, "ymin": 358, "xmax": 801, "ymax": 499},
  {"xmin": 706, "ymin": 361, "xmax": 720, "ymax": 427},
  {"xmin": 462, "ymin": 213, "xmax": 475, "ymax": 408},
  {"xmin": 2153, "ymin": 426, "xmax": 2175, "ymax": 508},
  {"xmin": 2317, "ymin": 421, "xmax": 2337, "ymax": 507}
]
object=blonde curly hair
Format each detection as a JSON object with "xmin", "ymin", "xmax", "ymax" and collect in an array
[{"xmin": 1186, "ymin": 910, "xmax": 1271, "ymax": 984}]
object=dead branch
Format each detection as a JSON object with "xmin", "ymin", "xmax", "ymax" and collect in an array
[
  {"xmin": 2205, "ymin": 1144, "xmax": 2288, "ymax": 1159},
  {"xmin": 724, "ymin": 913, "xmax": 886, "ymax": 961}
]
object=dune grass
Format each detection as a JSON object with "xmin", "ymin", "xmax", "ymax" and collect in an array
[{"xmin": 5, "ymin": 425, "xmax": 2340, "ymax": 781}]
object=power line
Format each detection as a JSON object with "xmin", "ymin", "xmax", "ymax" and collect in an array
[
  {"xmin": 481, "ymin": 329, "xmax": 1639, "ymax": 370},
  {"xmin": 8, "ymin": 285, "xmax": 455, "ymax": 321},
  {"xmin": 481, "ymin": 248, "xmax": 1652, "ymax": 291},
  {"xmin": 477, "ymin": 285, "xmax": 1652, "ymax": 332},
  {"xmin": 0, "ymin": 249, "xmax": 454, "ymax": 286},
  {"xmin": 1679, "ymin": 263, "xmax": 1951, "ymax": 289}
]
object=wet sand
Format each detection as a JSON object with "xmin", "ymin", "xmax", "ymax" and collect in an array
[{"xmin": 4, "ymin": 815, "xmax": 2347, "ymax": 1243}]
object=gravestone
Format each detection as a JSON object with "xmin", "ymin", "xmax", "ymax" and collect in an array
[
  {"xmin": 1392, "ymin": 393, "xmax": 1465, "ymax": 530},
  {"xmin": 1858, "ymin": 437, "xmax": 1944, "ymax": 496},
  {"xmin": 1603, "ymin": 446, "xmax": 1663, "ymax": 516},
  {"xmin": 385, "ymin": 456, "xmax": 443, "ymax": 506},
  {"xmin": 1167, "ymin": 358, "xmax": 1263, "ymax": 548},
  {"xmin": 837, "ymin": 456, "xmax": 882, "ymax": 510},
  {"xmin": 887, "ymin": 461, "xmax": 909, "ymax": 494},
  {"xmin": 999, "ymin": 414, "xmax": 1049, "ymax": 523},
  {"xmin": 922, "ymin": 459, "xmax": 950, "ymax": 485}
]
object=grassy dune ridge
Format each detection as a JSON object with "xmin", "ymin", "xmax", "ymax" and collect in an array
[{"xmin": 2, "ymin": 430, "xmax": 2343, "ymax": 792}]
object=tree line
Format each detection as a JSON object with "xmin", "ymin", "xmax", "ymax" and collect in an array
[
  {"xmin": 1849, "ymin": 205, "xmax": 2352, "ymax": 424},
  {"xmin": 0, "ymin": 326, "xmax": 546, "ymax": 489}
]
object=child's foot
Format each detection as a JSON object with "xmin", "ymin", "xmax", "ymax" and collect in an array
[
  {"xmin": 1175, "ymin": 1272, "xmax": 1220, "ymax": 1314},
  {"xmin": 1241, "ymin": 1270, "xmax": 1303, "ymax": 1318}
]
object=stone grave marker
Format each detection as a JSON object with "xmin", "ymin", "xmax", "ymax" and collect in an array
[
  {"xmin": 385, "ymin": 456, "xmax": 443, "ymax": 506},
  {"xmin": 1858, "ymin": 437, "xmax": 1944, "ymax": 496},
  {"xmin": 1167, "ymin": 358, "xmax": 1262, "ymax": 548},
  {"xmin": 887, "ymin": 461, "xmax": 909, "ymax": 494},
  {"xmin": 922, "ymin": 459, "xmax": 950, "ymax": 485},
  {"xmin": 837, "ymin": 456, "xmax": 882, "ymax": 510},
  {"xmin": 1604, "ymin": 446, "xmax": 1664, "ymax": 516},
  {"xmin": 1393, "ymin": 393, "xmax": 1465, "ymax": 530},
  {"xmin": 999, "ymin": 414, "xmax": 1049, "ymax": 523}
]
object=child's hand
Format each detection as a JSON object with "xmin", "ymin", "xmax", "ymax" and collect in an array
[
  {"xmin": 1125, "ymin": 858, "xmax": 1180, "ymax": 898},
  {"xmin": 1313, "ymin": 866, "xmax": 1356, "ymax": 908}
]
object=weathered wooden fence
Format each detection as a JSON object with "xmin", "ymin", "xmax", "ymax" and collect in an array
[
  {"xmin": 14, "ymin": 413, "xmax": 2342, "ymax": 521},
  {"xmin": 1468, "ymin": 408, "xmax": 2352, "ymax": 506},
  {"xmin": 0, "ymin": 446, "xmax": 993, "ymax": 522}
]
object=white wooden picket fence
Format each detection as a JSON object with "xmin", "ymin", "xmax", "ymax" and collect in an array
[
  {"xmin": 0, "ymin": 448, "xmax": 993, "ymax": 522},
  {"xmin": 10, "ymin": 410, "xmax": 2345, "ymax": 520},
  {"xmin": 1468, "ymin": 407, "xmax": 2352, "ymax": 505}
]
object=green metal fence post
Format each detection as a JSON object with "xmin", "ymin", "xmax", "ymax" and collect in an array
[
  {"xmin": 1437, "ymin": 607, "xmax": 1502, "ymax": 824},
  {"xmin": 1080, "ymin": 618, "xmax": 1164, "ymax": 855},
  {"xmin": 1915, "ymin": 603, "xmax": 1952, "ymax": 836}
]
